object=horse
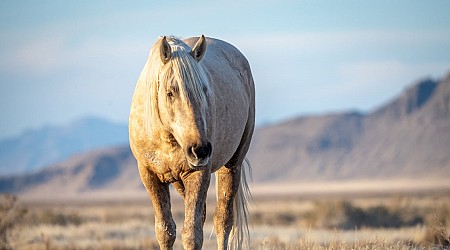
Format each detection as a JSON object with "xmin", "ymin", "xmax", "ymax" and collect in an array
[{"xmin": 129, "ymin": 35, "xmax": 255, "ymax": 249}]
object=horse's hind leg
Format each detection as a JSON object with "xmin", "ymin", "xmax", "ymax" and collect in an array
[
  {"xmin": 138, "ymin": 163, "xmax": 176, "ymax": 250},
  {"xmin": 214, "ymin": 165, "xmax": 241, "ymax": 249}
]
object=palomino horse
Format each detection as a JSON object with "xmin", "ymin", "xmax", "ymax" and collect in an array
[{"xmin": 129, "ymin": 35, "xmax": 255, "ymax": 249}]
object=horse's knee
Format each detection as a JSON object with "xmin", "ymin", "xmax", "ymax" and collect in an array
[
  {"xmin": 181, "ymin": 228, "xmax": 203, "ymax": 250},
  {"xmin": 155, "ymin": 219, "xmax": 176, "ymax": 248}
]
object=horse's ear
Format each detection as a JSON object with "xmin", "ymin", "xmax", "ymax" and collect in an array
[
  {"xmin": 190, "ymin": 35, "xmax": 207, "ymax": 62},
  {"xmin": 159, "ymin": 36, "xmax": 172, "ymax": 64}
]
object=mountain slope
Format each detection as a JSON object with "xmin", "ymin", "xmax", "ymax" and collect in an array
[
  {"xmin": 0, "ymin": 117, "xmax": 128, "ymax": 175},
  {"xmin": 0, "ymin": 146, "xmax": 140, "ymax": 198},
  {"xmin": 248, "ymin": 74, "xmax": 450, "ymax": 181}
]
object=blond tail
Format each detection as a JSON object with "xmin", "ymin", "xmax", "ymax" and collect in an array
[{"xmin": 230, "ymin": 158, "xmax": 252, "ymax": 250}]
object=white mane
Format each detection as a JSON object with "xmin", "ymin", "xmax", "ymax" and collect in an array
[{"xmin": 138, "ymin": 36, "xmax": 211, "ymax": 133}]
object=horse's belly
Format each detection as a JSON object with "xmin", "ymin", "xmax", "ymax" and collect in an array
[{"xmin": 210, "ymin": 95, "xmax": 249, "ymax": 171}]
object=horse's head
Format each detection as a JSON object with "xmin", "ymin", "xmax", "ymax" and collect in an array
[{"xmin": 150, "ymin": 36, "xmax": 212, "ymax": 168}]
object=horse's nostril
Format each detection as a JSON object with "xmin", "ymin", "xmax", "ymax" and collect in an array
[{"xmin": 189, "ymin": 142, "xmax": 212, "ymax": 160}]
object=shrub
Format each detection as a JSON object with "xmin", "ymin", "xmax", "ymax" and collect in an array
[
  {"xmin": 303, "ymin": 200, "xmax": 362, "ymax": 229},
  {"xmin": 422, "ymin": 207, "xmax": 450, "ymax": 247},
  {"xmin": 303, "ymin": 200, "xmax": 424, "ymax": 229},
  {"xmin": 39, "ymin": 210, "xmax": 82, "ymax": 226},
  {"xmin": 0, "ymin": 194, "xmax": 27, "ymax": 250}
]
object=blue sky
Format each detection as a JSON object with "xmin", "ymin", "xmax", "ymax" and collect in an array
[{"xmin": 1, "ymin": 0, "xmax": 450, "ymax": 139}]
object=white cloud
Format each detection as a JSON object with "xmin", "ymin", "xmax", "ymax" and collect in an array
[
  {"xmin": 228, "ymin": 30, "xmax": 450, "ymax": 116},
  {"xmin": 0, "ymin": 36, "xmax": 65, "ymax": 75},
  {"xmin": 231, "ymin": 30, "xmax": 450, "ymax": 59},
  {"xmin": 337, "ymin": 61, "xmax": 450, "ymax": 92},
  {"xmin": 0, "ymin": 34, "xmax": 148, "ymax": 78},
  {"xmin": 328, "ymin": 61, "xmax": 450, "ymax": 111}
]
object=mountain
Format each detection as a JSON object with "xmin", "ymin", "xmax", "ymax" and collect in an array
[
  {"xmin": 0, "ymin": 146, "xmax": 140, "ymax": 199},
  {"xmin": 249, "ymin": 76, "xmax": 450, "ymax": 181},
  {"xmin": 1, "ymin": 73, "xmax": 449, "ymax": 198},
  {"xmin": 0, "ymin": 117, "xmax": 128, "ymax": 175}
]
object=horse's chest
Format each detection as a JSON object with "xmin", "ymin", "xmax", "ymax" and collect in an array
[{"xmin": 142, "ymin": 145, "xmax": 188, "ymax": 182}]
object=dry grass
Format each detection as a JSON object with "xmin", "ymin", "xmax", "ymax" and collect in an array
[
  {"xmin": 0, "ymin": 194, "xmax": 27, "ymax": 250},
  {"xmin": 2, "ymin": 192, "xmax": 449, "ymax": 250}
]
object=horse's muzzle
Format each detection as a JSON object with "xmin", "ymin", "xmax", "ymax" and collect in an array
[{"xmin": 186, "ymin": 142, "xmax": 212, "ymax": 167}]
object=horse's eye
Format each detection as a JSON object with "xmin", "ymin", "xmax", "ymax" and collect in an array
[{"xmin": 167, "ymin": 84, "xmax": 178, "ymax": 98}]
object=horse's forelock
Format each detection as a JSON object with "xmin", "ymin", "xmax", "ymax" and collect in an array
[{"xmin": 143, "ymin": 36, "xmax": 210, "ymax": 134}]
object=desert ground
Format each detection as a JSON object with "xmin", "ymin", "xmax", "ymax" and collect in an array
[{"xmin": 2, "ymin": 180, "xmax": 449, "ymax": 250}]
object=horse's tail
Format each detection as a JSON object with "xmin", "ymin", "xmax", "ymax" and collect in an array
[{"xmin": 230, "ymin": 158, "xmax": 252, "ymax": 250}]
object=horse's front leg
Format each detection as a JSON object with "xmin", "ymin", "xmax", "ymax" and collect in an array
[
  {"xmin": 214, "ymin": 165, "xmax": 240, "ymax": 249},
  {"xmin": 138, "ymin": 164, "xmax": 176, "ymax": 250},
  {"xmin": 181, "ymin": 169, "xmax": 211, "ymax": 249}
]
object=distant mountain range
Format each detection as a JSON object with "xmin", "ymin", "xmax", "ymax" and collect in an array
[
  {"xmin": 1, "ymin": 73, "xmax": 449, "ymax": 198},
  {"xmin": 0, "ymin": 117, "xmax": 128, "ymax": 175}
]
